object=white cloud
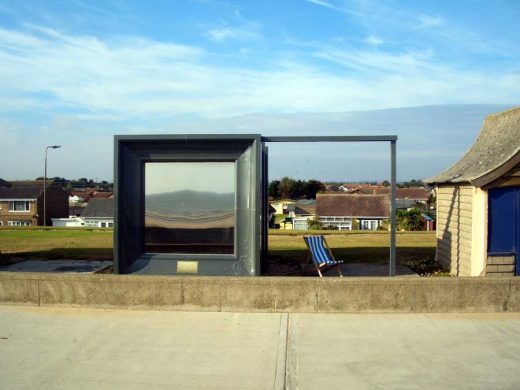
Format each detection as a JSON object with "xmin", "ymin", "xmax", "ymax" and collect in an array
[
  {"xmin": 364, "ymin": 34, "xmax": 384, "ymax": 46},
  {"xmin": 205, "ymin": 26, "xmax": 261, "ymax": 43},
  {"xmin": 417, "ymin": 15, "xmax": 444, "ymax": 29},
  {"xmin": 0, "ymin": 25, "xmax": 518, "ymax": 122}
]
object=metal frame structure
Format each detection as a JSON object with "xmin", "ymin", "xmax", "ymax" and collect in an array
[
  {"xmin": 114, "ymin": 134, "xmax": 397, "ymax": 276},
  {"xmin": 262, "ymin": 135, "xmax": 397, "ymax": 276}
]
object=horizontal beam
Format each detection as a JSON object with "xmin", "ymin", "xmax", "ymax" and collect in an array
[{"xmin": 262, "ymin": 135, "xmax": 397, "ymax": 143}]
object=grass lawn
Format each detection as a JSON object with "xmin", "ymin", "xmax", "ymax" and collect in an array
[
  {"xmin": 0, "ymin": 228, "xmax": 113, "ymax": 260},
  {"xmin": 269, "ymin": 230, "xmax": 436, "ymax": 269},
  {"xmin": 0, "ymin": 228, "xmax": 437, "ymax": 273}
]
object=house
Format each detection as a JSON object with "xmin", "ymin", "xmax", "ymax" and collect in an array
[
  {"xmin": 425, "ymin": 106, "xmax": 520, "ymax": 276},
  {"xmin": 51, "ymin": 217, "xmax": 85, "ymax": 227},
  {"xmin": 291, "ymin": 201, "xmax": 316, "ymax": 230},
  {"xmin": 269, "ymin": 200, "xmax": 316, "ymax": 230},
  {"xmin": 316, "ymin": 193, "xmax": 390, "ymax": 230},
  {"xmin": 80, "ymin": 198, "xmax": 114, "ymax": 227},
  {"xmin": 69, "ymin": 189, "xmax": 94, "ymax": 204},
  {"xmin": 270, "ymin": 199, "xmax": 296, "ymax": 215},
  {"xmin": 0, "ymin": 180, "xmax": 69, "ymax": 226},
  {"xmin": 90, "ymin": 191, "xmax": 113, "ymax": 199}
]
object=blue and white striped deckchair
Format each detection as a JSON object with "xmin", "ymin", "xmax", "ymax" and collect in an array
[{"xmin": 303, "ymin": 235, "xmax": 343, "ymax": 277}]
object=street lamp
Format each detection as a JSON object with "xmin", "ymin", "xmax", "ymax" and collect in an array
[{"xmin": 43, "ymin": 145, "xmax": 61, "ymax": 227}]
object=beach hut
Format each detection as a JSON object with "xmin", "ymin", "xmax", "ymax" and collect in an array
[{"xmin": 425, "ymin": 107, "xmax": 520, "ymax": 276}]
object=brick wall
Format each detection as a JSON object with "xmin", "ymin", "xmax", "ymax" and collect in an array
[{"xmin": 0, "ymin": 200, "xmax": 38, "ymax": 226}]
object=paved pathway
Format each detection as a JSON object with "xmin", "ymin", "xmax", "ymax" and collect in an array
[{"xmin": 1, "ymin": 306, "xmax": 519, "ymax": 389}]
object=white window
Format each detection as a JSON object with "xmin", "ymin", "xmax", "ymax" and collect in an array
[
  {"xmin": 100, "ymin": 222, "xmax": 107, "ymax": 228},
  {"xmin": 0, "ymin": 221, "xmax": 3, "ymax": 226},
  {"xmin": 108, "ymin": 222, "xmax": 114, "ymax": 228},
  {"xmin": 360, "ymin": 220, "xmax": 379, "ymax": 230},
  {"xmin": 318, "ymin": 217, "xmax": 353, "ymax": 230},
  {"xmin": 9, "ymin": 201, "xmax": 30, "ymax": 212},
  {"xmin": 8, "ymin": 221, "xmax": 31, "ymax": 226}
]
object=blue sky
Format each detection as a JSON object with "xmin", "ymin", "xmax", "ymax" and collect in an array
[{"xmin": 0, "ymin": 0, "xmax": 519, "ymax": 181}]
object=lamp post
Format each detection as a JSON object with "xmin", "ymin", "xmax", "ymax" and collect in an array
[{"xmin": 44, "ymin": 145, "xmax": 61, "ymax": 227}]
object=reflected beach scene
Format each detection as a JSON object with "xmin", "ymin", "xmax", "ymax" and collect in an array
[{"xmin": 145, "ymin": 162, "xmax": 235, "ymax": 254}]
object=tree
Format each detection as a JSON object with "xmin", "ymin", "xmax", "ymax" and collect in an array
[
  {"xmin": 396, "ymin": 207, "xmax": 423, "ymax": 231},
  {"xmin": 407, "ymin": 207, "xmax": 423, "ymax": 231},
  {"xmin": 304, "ymin": 179, "xmax": 325, "ymax": 199},
  {"xmin": 268, "ymin": 180, "xmax": 281, "ymax": 199},
  {"xmin": 279, "ymin": 177, "xmax": 294, "ymax": 199},
  {"xmin": 307, "ymin": 217, "xmax": 323, "ymax": 230}
]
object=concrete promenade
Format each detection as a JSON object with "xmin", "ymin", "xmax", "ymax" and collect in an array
[{"xmin": 1, "ymin": 305, "xmax": 520, "ymax": 389}]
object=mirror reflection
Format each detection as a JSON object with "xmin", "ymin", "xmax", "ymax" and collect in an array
[{"xmin": 145, "ymin": 162, "xmax": 235, "ymax": 254}]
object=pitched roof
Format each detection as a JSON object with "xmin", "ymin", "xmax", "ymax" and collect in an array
[
  {"xmin": 343, "ymin": 186, "xmax": 428, "ymax": 200},
  {"xmin": 425, "ymin": 106, "xmax": 520, "ymax": 186},
  {"xmin": 372, "ymin": 187, "xmax": 429, "ymax": 200},
  {"xmin": 0, "ymin": 180, "xmax": 51, "ymax": 199},
  {"xmin": 316, "ymin": 194, "xmax": 390, "ymax": 218},
  {"xmin": 80, "ymin": 198, "xmax": 114, "ymax": 218},
  {"xmin": 0, "ymin": 178, "xmax": 10, "ymax": 187},
  {"xmin": 91, "ymin": 191, "xmax": 113, "ymax": 199},
  {"xmin": 294, "ymin": 204, "xmax": 316, "ymax": 216}
]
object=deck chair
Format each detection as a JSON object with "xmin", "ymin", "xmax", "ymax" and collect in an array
[{"xmin": 303, "ymin": 235, "xmax": 344, "ymax": 277}]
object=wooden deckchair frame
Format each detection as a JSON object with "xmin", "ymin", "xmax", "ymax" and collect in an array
[{"xmin": 303, "ymin": 235, "xmax": 343, "ymax": 277}]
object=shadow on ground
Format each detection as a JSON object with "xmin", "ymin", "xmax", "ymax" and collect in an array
[
  {"xmin": 267, "ymin": 246, "xmax": 438, "ymax": 276},
  {"xmin": 0, "ymin": 248, "xmax": 113, "ymax": 264},
  {"xmin": 1, "ymin": 246, "xmax": 440, "ymax": 277}
]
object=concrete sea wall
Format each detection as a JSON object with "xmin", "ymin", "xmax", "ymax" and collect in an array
[{"xmin": 1, "ymin": 273, "xmax": 519, "ymax": 312}]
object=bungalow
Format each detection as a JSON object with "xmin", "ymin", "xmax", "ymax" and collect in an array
[
  {"xmin": 425, "ymin": 106, "xmax": 520, "ymax": 276},
  {"xmin": 316, "ymin": 193, "xmax": 390, "ymax": 230},
  {"xmin": 0, "ymin": 180, "xmax": 69, "ymax": 226},
  {"xmin": 270, "ymin": 199, "xmax": 296, "ymax": 215},
  {"xmin": 80, "ymin": 198, "xmax": 114, "ymax": 228},
  {"xmin": 291, "ymin": 201, "xmax": 316, "ymax": 230}
]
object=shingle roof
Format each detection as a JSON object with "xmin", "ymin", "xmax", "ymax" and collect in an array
[
  {"xmin": 316, "ymin": 194, "xmax": 390, "ymax": 217},
  {"xmin": 0, "ymin": 178, "xmax": 10, "ymax": 187},
  {"xmin": 425, "ymin": 106, "xmax": 520, "ymax": 186},
  {"xmin": 80, "ymin": 198, "xmax": 114, "ymax": 218},
  {"xmin": 372, "ymin": 187, "xmax": 429, "ymax": 201},
  {"xmin": 0, "ymin": 180, "xmax": 49, "ymax": 199},
  {"xmin": 294, "ymin": 204, "xmax": 316, "ymax": 216},
  {"xmin": 91, "ymin": 191, "xmax": 113, "ymax": 199}
]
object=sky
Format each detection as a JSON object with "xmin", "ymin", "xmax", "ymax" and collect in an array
[
  {"xmin": 145, "ymin": 162, "xmax": 235, "ymax": 194},
  {"xmin": 0, "ymin": 0, "xmax": 519, "ymax": 182}
]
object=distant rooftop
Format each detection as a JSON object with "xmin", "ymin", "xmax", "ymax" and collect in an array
[
  {"xmin": 81, "ymin": 198, "xmax": 114, "ymax": 218},
  {"xmin": 316, "ymin": 193, "xmax": 390, "ymax": 217}
]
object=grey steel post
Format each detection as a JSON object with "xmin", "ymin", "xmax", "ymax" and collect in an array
[
  {"xmin": 43, "ymin": 145, "xmax": 61, "ymax": 227},
  {"xmin": 390, "ymin": 140, "xmax": 397, "ymax": 276}
]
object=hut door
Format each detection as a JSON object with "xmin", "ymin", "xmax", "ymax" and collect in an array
[{"xmin": 488, "ymin": 187, "xmax": 520, "ymax": 276}]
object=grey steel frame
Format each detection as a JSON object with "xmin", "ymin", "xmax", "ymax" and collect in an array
[
  {"xmin": 114, "ymin": 134, "xmax": 263, "ymax": 276},
  {"xmin": 262, "ymin": 135, "xmax": 397, "ymax": 277}
]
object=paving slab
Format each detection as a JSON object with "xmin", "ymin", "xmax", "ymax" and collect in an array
[
  {"xmin": 0, "ymin": 260, "xmax": 112, "ymax": 273},
  {"xmin": 1, "ymin": 306, "xmax": 520, "ymax": 389},
  {"xmin": 289, "ymin": 313, "xmax": 520, "ymax": 389}
]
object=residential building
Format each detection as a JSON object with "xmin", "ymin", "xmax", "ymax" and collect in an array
[
  {"xmin": 80, "ymin": 198, "xmax": 114, "ymax": 227},
  {"xmin": 270, "ymin": 199, "xmax": 296, "ymax": 215},
  {"xmin": 51, "ymin": 217, "xmax": 85, "ymax": 227},
  {"xmin": 0, "ymin": 180, "xmax": 69, "ymax": 226},
  {"xmin": 291, "ymin": 200, "xmax": 316, "ymax": 230},
  {"xmin": 316, "ymin": 193, "xmax": 390, "ymax": 230}
]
